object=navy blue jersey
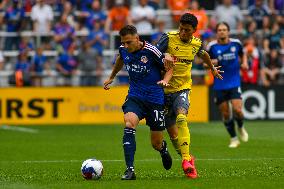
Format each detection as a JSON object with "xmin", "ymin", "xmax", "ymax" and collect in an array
[
  {"xmin": 119, "ymin": 41, "xmax": 165, "ymax": 105},
  {"xmin": 207, "ymin": 38, "xmax": 243, "ymax": 90}
]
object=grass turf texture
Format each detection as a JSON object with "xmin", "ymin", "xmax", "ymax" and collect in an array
[{"xmin": 0, "ymin": 121, "xmax": 283, "ymax": 189}]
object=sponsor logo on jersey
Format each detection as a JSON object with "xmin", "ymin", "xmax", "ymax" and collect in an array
[{"xmin": 173, "ymin": 56, "xmax": 192, "ymax": 64}]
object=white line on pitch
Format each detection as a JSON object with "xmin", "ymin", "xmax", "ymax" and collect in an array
[
  {"xmin": 0, "ymin": 125, "xmax": 38, "ymax": 133},
  {"xmin": 1, "ymin": 157, "xmax": 284, "ymax": 164}
]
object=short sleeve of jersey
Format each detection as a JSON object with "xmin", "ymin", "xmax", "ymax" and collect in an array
[
  {"xmin": 156, "ymin": 33, "xmax": 169, "ymax": 53},
  {"xmin": 118, "ymin": 45, "xmax": 125, "ymax": 57},
  {"xmin": 237, "ymin": 41, "xmax": 244, "ymax": 57},
  {"xmin": 145, "ymin": 42, "xmax": 165, "ymax": 69}
]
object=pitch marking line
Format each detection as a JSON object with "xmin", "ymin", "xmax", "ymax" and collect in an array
[
  {"xmin": 0, "ymin": 125, "xmax": 39, "ymax": 133},
  {"xmin": 1, "ymin": 158, "xmax": 284, "ymax": 164}
]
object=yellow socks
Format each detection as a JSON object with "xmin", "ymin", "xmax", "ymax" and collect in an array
[
  {"xmin": 176, "ymin": 114, "xmax": 191, "ymax": 161},
  {"xmin": 170, "ymin": 136, "xmax": 181, "ymax": 156}
]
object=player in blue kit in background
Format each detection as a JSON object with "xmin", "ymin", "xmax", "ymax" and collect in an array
[
  {"xmin": 103, "ymin": 25, "xmax": 174, "ymax": 180},
  {"xmin": 206, "ymin": 22, "xmax": 249, "ymax": 148}
]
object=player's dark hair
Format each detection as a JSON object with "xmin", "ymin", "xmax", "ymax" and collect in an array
[
  {"xmin": 216, "ymin": 22, "xmax": 230, "ymax": 32},
  {"xmin": 119, "ymin": 25, "xmax": 137, "ymax": 36},
  {"xmin": 179, "ymin": 13, "xmax": 198, "ymax": 28}
]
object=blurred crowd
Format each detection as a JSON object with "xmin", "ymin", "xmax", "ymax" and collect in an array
[{"xmin": 0, "ymin": 0, "xmax": 283, "ymax": 87}]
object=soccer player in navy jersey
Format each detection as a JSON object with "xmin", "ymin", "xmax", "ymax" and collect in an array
[
  {"xmin": 207, "ymin": 22, "xmax": 249, "ymax": 148},
  {"xmin": 103, "ymin": 25, "xmax": 174, "ymax": 180}
]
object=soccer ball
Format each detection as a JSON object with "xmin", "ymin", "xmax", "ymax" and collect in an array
[{"xmin": 81, "ymin": 159, "xmax": 103, "ymax": 180}]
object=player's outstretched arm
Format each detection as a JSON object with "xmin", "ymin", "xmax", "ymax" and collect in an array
[
  {"xmin": 103, "ymin": 55, "xmax": 124, "ymax": 90},
  {"xmin": 157, "ymin": 68, "xmax": 173, "ymax": 87},
  {"xmin": 199, "ymin": 50, "xmax": 223, "ymax": 80}
]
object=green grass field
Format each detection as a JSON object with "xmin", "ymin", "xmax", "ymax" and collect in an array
[{"xmin": 0, "ymin": 121, "xmax": 283, "ymax": 189}]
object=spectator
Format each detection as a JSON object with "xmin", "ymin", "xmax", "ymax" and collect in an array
[
  {"xmin": 87, "ymin": 21, "xmax": 108, "ymax": 56},
  {"xmin": 261, "ymin": 49, "xmax": 282, "ymax": 86},
  {"xmin": 167, "ymin": 0, "xmax": 189, "ymax": 26},
  {"xmin": 18, "ymin": 36, "xmax": 34, "ymax": 55},
  {"xmin": 3, "ymin": 0, "xmax": 25, "ymax": 50},
  {"xmin": 53, "ymin": 14, "xmax": 76, "ymax": 52},
  {"xmin": 245, "ymin": 20, "xmax": 258, "ymax": 39},
  {"xmin": 104, "ymin": 0, "xmax": 132, "ymax": 34},
  {"xmin": 263, "ymin": 21, "xmax": 284, "ymax": 55},
  {"xmin": 214, "ymin": 0, "xmax": 243, "ymax": 30},
  {"xmin": 78, "ymin": 41, "xmax": 103, "ymax": 86},
  {"xmin": 269, "ymin": 0, "xmax": 284, "ymax": 14},
  {"xmin": 31, "ymin": 0, "xmax": 54, "ymax": 49},
  {"xmin": 261, "ymin": 16, "xmax": 271, "ymax": 37},
  {"xmin": 15, "ymin": 51, "xmax": 31, "ymax": 72},
  {"xmin": 62, "ymin": 1, "xmax": 77, "ymax": 28},
  {"xmin": 23, "ymin": 0, "xmax": 33, "ymax": 13},
  {"xmin": 86, "ymin": 0, "xmax": 107, "ymax": 31},
  {"xmin": 31, "ymin": 46, "xmax": 50, "ymax": 86},
  {"xmin": 248, "ymin": 0, "xmax": 271, "ymax": 30},
  {"xmin": 187, "ymin": 0, "xmax": 208, "ymax": 38},
  {"xmin": 241, "ymin": 36, "xmax": 263, "ymax": 85},
  {"xmin": 131, "ymin": 0, "xmax": 156, "ymax": 33},
  {"xmin": 0, "ymin": 0, "xmax": 8, "ymax": 15},
  {"xmin": 56, "ymin": 43, "xmax": 78, "ymax": 86}
]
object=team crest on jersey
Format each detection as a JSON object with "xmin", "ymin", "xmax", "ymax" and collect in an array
[
  {"xmin": 174, "ymin": 46, "xmax": 179, "ymax": 51},
  {"xmin": 231, "ymin": 46, "xmax": 236, "ymax": 52},
  {"xmin": 141, "ymin": 56, "xmax": 148, "ymax": 63}
]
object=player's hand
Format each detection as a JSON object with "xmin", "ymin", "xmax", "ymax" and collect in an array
[
  {"xmin": 241, "ymin": 61, "xmax": 249, "ymax": 70},
  {"xmin": 103, "ymin": 78, "xmax": 113, "ymax": 90},
  {"xmin": 211, "ymin": 66, "xmax": 223, "ymax": 80},
  {"xmin": 163, "ymin": 53, "xmax": 175, "ymax": 71},
  {"xmin": 157, "ymin": 80, "xmax": 170, "ymax": 87},
  {"xmin": 211, "ymin": 59, "xmax": 218, "ymax": 65}
]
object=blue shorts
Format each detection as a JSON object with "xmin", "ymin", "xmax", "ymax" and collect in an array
[
  {"xmin": 214, "ymin": 87, "xmax": 242, "ymax": 105},
  {"xmin": 122, "ymin": 96, "xmax": 165, "ymax": 131}
]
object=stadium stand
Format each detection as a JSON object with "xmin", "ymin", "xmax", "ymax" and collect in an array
[{"xmin": 0, "ymin": 0, "xmax": 283, "ymax": 87}]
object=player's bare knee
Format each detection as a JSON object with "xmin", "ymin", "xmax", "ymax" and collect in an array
[
  {"xmin": 234, "ymin": 110, "xmax": 243, "ymax": 119},
  {"xmin": 167, "ymin": 127, "xmax": 178, "ymax": 139},
  {"xmin": 124, "ymin": 121, "xmax": 134, "ymax": 129},
  {"xmin": 222, "ymin": 110, "xmax": 231, "ymax": 120}
]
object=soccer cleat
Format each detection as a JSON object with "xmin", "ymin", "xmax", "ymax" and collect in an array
[
  {"xmin": 238, "ymin": 127, "xmax": 249, "ymax": 142},
  {"xmin": 160, "ymin": 140, "xmax": 172, "ymax": 170},
  {"xmin": 182, "ymin": 157, "xmax": 198, "ymax": 179},
  {"xmin": 121, "ymin": 168, "xmax": 136, "ymax": 180},
  {"xmin": 229, "ymin": 137, "xmax": 240, "ymax": 148}
]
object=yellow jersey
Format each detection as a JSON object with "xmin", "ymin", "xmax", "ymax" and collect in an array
[{"xmin": 157, "ymin": 31, "xmax": 203, "ymax": 94}]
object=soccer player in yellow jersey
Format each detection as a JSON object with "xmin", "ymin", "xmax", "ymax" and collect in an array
[{"xmin": 156, "ymin": 13, "xmax": 223, "ymax": 178}]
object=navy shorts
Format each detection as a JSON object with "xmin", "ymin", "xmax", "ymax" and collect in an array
[
  {"xmin": 122, "ymin": 96, "xmax": 165, "ymax": 131},
  {"xmin": 164, "ymin": 89, "xmax": 190, "ymax": 128},
  {"xmin": 214, "ymin": 87, "xmax": 242, "ymax": 105}
]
